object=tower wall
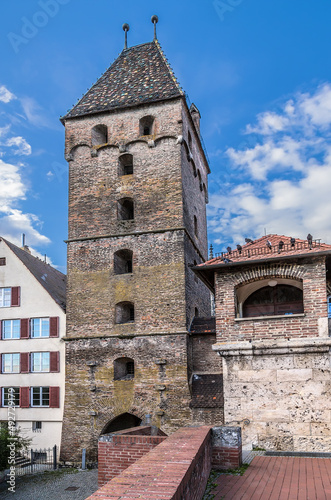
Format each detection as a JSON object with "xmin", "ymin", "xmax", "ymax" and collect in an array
[{"xmin": 62, "ymin": 94, "xmax": 213, "ymax": 460}]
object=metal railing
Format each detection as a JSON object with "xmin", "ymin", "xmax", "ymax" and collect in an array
[
  {"xmin": 215, "ymin": 240, "xmax": 322, "ymax": 261},
  {"xmin": 14, "ymin": 446, "xmax": 57, "ymax": 476}
]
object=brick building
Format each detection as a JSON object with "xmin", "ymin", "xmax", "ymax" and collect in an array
[
  {"xmin": 60, "ymin": 35, "xmax": 222, "ymax": 461},
  {"xmin": 195, "ymin": 234, "xmax": 331, "ymax": 452}
]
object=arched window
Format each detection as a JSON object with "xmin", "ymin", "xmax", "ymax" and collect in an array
[
  {"xmin": 243, "ymin": 285, "xmax": 303, "ymax": 318},
  {"xmin": 114, "ymin": 357, "xmax": 135, "ymax": 380},
  {"xmin": 194, "ymin": 215, "xmax": 198, "ymax": 237},
  {"xmin": 114, "ymin": 250, "xmax": 133, "ymax": 274},
  {"xmin": 119, "ymin": 154, "xmax": 133, "ymax": 176},
  {"xmin": 117, "ymin": 198, "xmax": 134, "ymax": 220},
  {"xmin": 115, "ymin": 302, "xmax": 134, "ymax": 324},
  {"xmin": 91, "ymin": 124, "xmax": 107, "ymax": 146},
  {"xmin": 139, "ymin": 116, "xmax": 154, "ymax": 136}
]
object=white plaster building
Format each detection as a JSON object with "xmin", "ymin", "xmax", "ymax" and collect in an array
[{"xmin": 0, "ymin": 237, "xmax": 66, "ymax": 452}]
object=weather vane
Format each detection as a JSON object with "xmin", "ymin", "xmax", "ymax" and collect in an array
[
  {"xmin": 122, "ymin": 23, "xmax": 130, "ymax": 49},
  {"xmin": 151, "ymin": 15, "xmax": 159, "ymax": 40}
]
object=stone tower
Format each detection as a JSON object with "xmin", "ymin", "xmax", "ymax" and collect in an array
[{"xmin": 60, "ymin": 32, "xmax": 216, "ymax": 461}]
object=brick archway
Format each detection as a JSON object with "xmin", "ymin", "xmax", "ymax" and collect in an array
[{"xmin": 100, "ymin": 412, "xmax": 142, "ymax": 435}]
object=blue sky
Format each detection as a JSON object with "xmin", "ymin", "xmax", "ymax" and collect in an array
[{"xmin": 1, "ymin": 0, "xmax": 331, "ymax": 271}]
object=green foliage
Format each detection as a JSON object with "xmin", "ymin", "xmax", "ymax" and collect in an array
[
  {"xmin": 202, "ymin": 470, "xmax": 222, "ymax": 500},
  {"xmin": 223, "ymin": 463, "xmax": 250, "ymax": 475},
  {"xmin": 0, "ymin": 426, "xmax": 31, "ymax": 471}
]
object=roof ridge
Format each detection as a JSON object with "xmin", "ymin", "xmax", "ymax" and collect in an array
[
  {"xmin": 61, "ymin": 40, "xmax": 184, "ymax": 121},
  {"xmin": 1, "ymin": 237, "xmax": 66, "ymax": 311},
  {"xmin": 154, "ymin": 40, "xmax": 184, "ymax": 96}
]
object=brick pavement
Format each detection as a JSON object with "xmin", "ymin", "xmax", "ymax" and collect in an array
[{"xmin": 211, "ymin": 456, "xmax": 331, "ymax": 500}]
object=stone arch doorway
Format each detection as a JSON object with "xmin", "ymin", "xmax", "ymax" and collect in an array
[{"xmin": 100, "ymin": 413, "xmax": 142, "ymax": 435}]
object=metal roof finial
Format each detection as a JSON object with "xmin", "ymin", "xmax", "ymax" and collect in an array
[
  {"xmin": 151, "ymin": 15, "xmax": 159, "ymax": 40},
  {"xmin": 209, "ymin": 244, "xmax": 214, "ymax": 259},
  {"xmin": 122, "ymin": 23, "xmax": 130, "ymax": 49}
]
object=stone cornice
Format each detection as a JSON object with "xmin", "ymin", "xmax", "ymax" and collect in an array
[{"xmin": 213, "ymin": 337, "xmax": 331, "ymax": 356}]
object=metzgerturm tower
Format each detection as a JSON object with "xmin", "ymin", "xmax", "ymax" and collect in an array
[{"xmin": 60, "ymin": 19, "xmax": 222, "ymax": 461}]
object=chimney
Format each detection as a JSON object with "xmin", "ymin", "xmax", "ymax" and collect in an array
[
  {"xmin": 190, "ymin": 103, "xmax": 201, "ymax": 137},
  {"xmin": 21, "ymin": 233, "xmax": 31, "ymax": 254}
]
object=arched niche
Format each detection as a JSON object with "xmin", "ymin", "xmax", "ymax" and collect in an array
[{"xmin": 100, "ymin": 413, "xmax": 142, "ymax": 435}]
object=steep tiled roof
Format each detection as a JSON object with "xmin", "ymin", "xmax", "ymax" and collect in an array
[
  {"xmin": 190, "ymin": 317, "xmax": 216, "ymax": 334},
  {"xmin": 2, "ymin": 238, "xmax": 66, "ymax": 311},
  {"xmin": 190, "ymin": 374, "xmax": 223, "ymax": 409},
  {"xmin": 202, "ymin": 234, "xmax": 331, "ymax": 267},
  {"xmin": 62, "ymin": 40, "xmax": 183, "ymax": 121}
]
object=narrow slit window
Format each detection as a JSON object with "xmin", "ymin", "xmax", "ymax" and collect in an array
[{"xmin": 194, "ymin": 216, "xmax": 198, "ymax": 237}]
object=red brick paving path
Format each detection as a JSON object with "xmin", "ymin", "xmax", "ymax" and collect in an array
[{"xmin": 211, "ymin": 456, "xmax": 331, "ymax": 499}]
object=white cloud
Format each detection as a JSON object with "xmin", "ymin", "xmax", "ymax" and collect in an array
[
  {"xmin": 0, "ymin": 85, "xmax": 16, "ymax": 103},
  {"xmin": 209, "ymin": 83, "xmax": 331, "ymax": 250},
  {"xmin": 0, "ymin": 159, "xmax": 26, "ymax": 203},
  {"xmin": 0, "ymin": 209, "xmax": 51, "ymax": 248},
  {"xmin": 0, "ymin": 85, "xmax": 52, "ymax": 251},
  {"xmin": 20, "ymin": 96, "xmax": 54, "ymax": 129},
  {"xmin": 6, "ymin": 136, "xmax": 31, "ymax": 156}
]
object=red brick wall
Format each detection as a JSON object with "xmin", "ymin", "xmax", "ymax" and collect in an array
[
  {"xmin": 89, "ymin": 426, "xmax": 242, "ymax": 499},
  {"xmin": 98, "ymin": 428, "xmax": 167, "ymax": 486},
  {"xmin": 212, "ymin": 446, "xmax": 242, "ymax": 470},
  {"xmin": 215, "ymin": 258, "xmax": 327, "ymax": 342},
  {"xmin": 87, "ymin": 426, "xmax": 213, "ymax": 500}
]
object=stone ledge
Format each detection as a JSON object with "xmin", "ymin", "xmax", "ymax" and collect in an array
[
  {"xmin": 213, "ymin": 337, "xmax": 331, "ymax": 356},
  {"xmin": 234, "ymin": 313, "xmax": 305, "ymax": 322}
]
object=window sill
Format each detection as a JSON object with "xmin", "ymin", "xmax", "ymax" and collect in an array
[{"xmin": 235, "ymin": 313, "xmax": 305, "ymax": 322}]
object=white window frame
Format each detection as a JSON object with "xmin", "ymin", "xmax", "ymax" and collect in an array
[
  {"xmin": 2, "ymin": 387, "xmax": 19, "ymax": 407},
  {"xmin": 2, "ymin": 319, "xmax": 20, "ymax": 340},
  {"xmin": 31, "ymin": 352, "xmax": 50, "ymax": 373},
  {"xmin": 0, "ymin": 288, "xmax": 11, "ymax": 308},
  {"xmin": 30, "ymin": 318, "xmax": 50, "ymax": 338},
  {"xmin": 2, "ymin": 353, "xmax": 20, "ymax": 373},
  {"xmin": 31, "ymin": 387, "xmax": 49, "ymax": 407}
]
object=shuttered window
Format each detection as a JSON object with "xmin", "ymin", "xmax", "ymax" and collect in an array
[
  {"xmin": 31, "ymin": 387, "xmax": 50, "ymax": 407},
  {"xmin": 31, "ymin": 352, "xmax": 50, "ymax": 372},
  {"xmin": 2, "ymin": 387, "xmax": 20, "ymax": 406},
  {"xmin": 2, "ymin": 320, "xmax": 20, "ymax": 339},
  {"xmin": 31, "ymin": 318, "xmax": 50, "ymax": 338},
  {"xmin": 2, "ymin": 354, "xmax": 20, "ymax": 373},
  {"xmin": 0, "ymin": 288, "xmax": 11, "ymax": 307}
]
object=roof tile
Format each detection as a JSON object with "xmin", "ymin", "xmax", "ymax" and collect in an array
[
  {"xmin": 62, "ymin": 41, "xmax": 183, "ymax": 121},
  {"xmin": 201, "ymin": 234, "xmax": 331, "ymax": 267},
  {"xmin": 2, "ymin": 238, "xmax": 66, "ymax": 311}
]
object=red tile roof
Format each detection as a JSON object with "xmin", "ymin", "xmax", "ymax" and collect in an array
[{"xmin": 201, "ymin": 234, "xmax": 331, "ymax": 268}]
